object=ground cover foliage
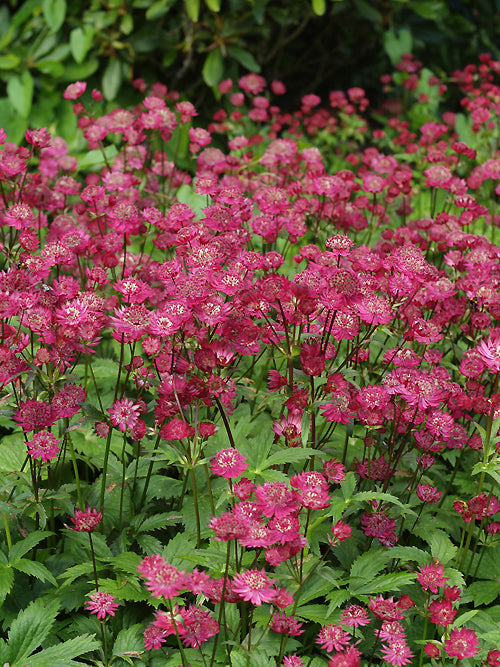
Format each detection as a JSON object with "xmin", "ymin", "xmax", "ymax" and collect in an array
[{"xmin": 0, "ymin": 49, "xmax": 499, "ymax": 667}]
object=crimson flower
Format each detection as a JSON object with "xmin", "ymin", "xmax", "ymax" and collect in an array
[
  {"xmin": 444, "ymin": 627, "xmax": 479, "ymax": 659},
  {"xmin": 86, "ymin": 591, "xmax": 120, "ymax": 619},
  {"xmin": 232, "ymin": 569, "xmax": 277, "ymax": 605}
]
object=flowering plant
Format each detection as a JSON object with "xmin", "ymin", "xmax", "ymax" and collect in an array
[{"xmin": 0, "ymin": 55, "xmax": 500, "ymax": 667}]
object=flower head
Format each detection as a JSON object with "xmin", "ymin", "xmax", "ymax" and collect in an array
[
  {"xmin": 138, "ymin": 556, "xmax": 187, "ymax": 599},
  {"xmin": 210, "ymin": 448, "xmax": 247, "ymax": 479},
  {"xmin": 86, "ymin": 591, "xmax": 120, "ymax": 619},
  {"xmin": 70, "ymin": 505, "xmax": 102, "ymax": 532},
  {"xmin": 444, "ymin": 627, "xmax": 479, "ymax": 659},
  {"xmin": 316, "ymin": 624, "xmax": 351, "ymax": 652},
  {"xmin": 417, "ymin": 560, "xmax": 448, "ymax": 593},
  {"xmin": 232, "ymin": 569, "xmax": 277, "ymax": 605},
  {"xmin": 27, "ymin": 431, "xmax": 60, "ymax": 463}
]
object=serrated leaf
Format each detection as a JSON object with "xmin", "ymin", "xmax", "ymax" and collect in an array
[
  {"xmin": 350, "ymin": 571, "xmax": 416, "ymax": 595},
  {"xmin": 462, "ymin": 580, "xmax": 500, "ymax": 606},
  {"xmin": 350, "ymin": 549, "xmax": 389, "ymax": 579},
  {"xmin": 11, "ymin": 559, "xmax": 57, "ymax": 586},
  {"xmin": 27, "ymin": 634, "xmax": 100, "ymax": 666},
  {"xmin": 350, "ymin": 490, "xmax": 412, "ymax": 511},
  {"xmin": 0, "ymin": 565, "xmax": 14, "ymax": 603},
  {"xmin": 58, "ymin": 562, "xmax": 94, "ymax": 586},
  {"xmin": 340, "ymin": 472, "xmax": 356, "ymax": 500},
  {"xmin": 202, "ymin": 48, "xmax": 223, "ymax": 88},
  {"xmin": 9, "ymin": 530, "xmax": 53, "ymax": 562},
  {"xmin": 326, "ymin": 589, "xmax": 351, "ymax": 614},
  {"xmin": 102, "ymin": 57, "xmax": 122, "ymax": 101},
  {"xmin": 295, "ymin": 603, "xmax": 332, "ymax": 623},
  {"xmin": 429, "ymin": 531, "xmax": 457, "ymax": 564},
  {"xmin": 8, "ymin": 598, "xmax": 59, "ymax": 666},
  {"xmin": 42, "ymin": 0, "xmax": 67, "ymax": 32},
  {"xmin": 112, "ymin": 624, "xmax": 144, "ymax": 656},
  {"xmin": 386, "ymin": 545, "xmax": 429, "ymax": 564},
  {"xmin": 113, "ymin": 551, "xmax": 143, "ymax": 574},
  {"xmin": 259, "ymin": 447, "xmax": 316, "ymax": 470}
]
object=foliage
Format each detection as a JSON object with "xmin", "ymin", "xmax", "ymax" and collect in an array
[
  {"xmin": 1, "ymin": 52, "xmax": 500, "ymax": 666},
  {"xmin": 1, "ymin": 0, "xmax": 500, "ymax": 144}
]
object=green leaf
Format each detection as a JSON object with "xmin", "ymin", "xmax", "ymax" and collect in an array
[
  {"xmin": 120, "ymin": 12, "xmax": 134, "ymax": 35},
  {"xmin": 112, "ymin": 551, "xmax": 143, "ymax": 574},
  {"xmin": 350, "ymin": 490, "xmax": 412, "ymax": 511},
  {"xmin": 69, "ymin": 26, "xmax": 95, "ymax": 64},
  {"xmin": 10, "ymin": 559, "xmax": 57, "ymax": 586},
  {"xmin": 383, "ymin": 28, "xmax": 413, "ymax": 66},
  {"xmin": 202, "ymin": 48, "xmax": 223, "ymax": 88},
  {"xmin": 350, "ymin": 549, "xmax": 389, "ymax": 579},
  {"xmin": 27, "ymin": 634, "xmax": 100, "ymax": 666},
  {"xmin": 76, "ymin": 145, "xmax": 119, "ymax": 170},
  {"xmin": 184, "ymin": 0, "xmax": 200, "ymax": 21},
  {"xmin": 146, "ymin": 0, "xmax": 176, "ymax": 19},
  {"xmin": 296, "ymin": 603, "xmax": 332, "ymax": 624},
  {"xmin": 386, "ymin": 545, "xmax": 429, "ymax": 564},
  {"xmin": 462, "ymin": 580, "xmax": 500, "ymax": 606},
  {"xmin": 7, "ymin": 71, "xmax": 34, "ymax": 118},
  {"xmin": 227, "ymin": 46, "xmax": 261, "ymax": 73},
  {"xmin": 0, "ymin": 54, "xmax": 21, "ymax": 69},
  {"xmin": 260, "ymin": 447, "xmax": 316, "ymax": 470},
  {"xmin": 42, "ymin": 0, "xmax": 67, "ymax": 32},
  {"xmin": 102, "ymin": 57, "xmax": 122, "ymax": 101},
  {"xmin": 312, "ymin": 0, "xmax": 326, "ymax": 15},
  {"xmin": 349, "ymin": 571, "xmax": 416, "ymax": 596},
  {"xmin": 429, "ymin": 531, "xmax": 457, "ymax": 565},
  {"xmin": 112, "ymin": 624, "xmax": 144, "ymax": 657},
  {"xmin": 9, "ymin": 530, "xmax": 53, "ymax": 562},
  {"xmin": 340, "ymin": 472, "xmax": 356, "ymax": 500},
  {"xmin": 0, "ymin": 565, "xmax": 14, "ymax": 604},
  {"xmin": 205, "ymin": 0, "xmax": 220, "ymax": 10},
  {"xmin": 326, "ymin": 589, "xmax": 351, "ymax": 614},
  {"xmin": 7, "ymin": 598, "xmax": 59, "ymax": 666}
]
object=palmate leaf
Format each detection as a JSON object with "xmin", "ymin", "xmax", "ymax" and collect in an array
[
  {"xmin": 258, "ymin": 447, "xmax": 316, "ymax": 471},
  {"xmin": 7, "ymin": 598, "xmax": 59, "ymax": 666},
  {"xmin": 349, "ymin": 571, "xmax": 416, "ymax": 596},
  {"xmin": 350, "ymin": 549, "xmax": 390, "ymax": 579}
]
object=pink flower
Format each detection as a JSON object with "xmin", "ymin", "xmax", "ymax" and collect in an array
[
  {"xmin": 316, "ymin": 624, "xmax": 351, "ymax": 652},
  {"xmin": 86, "ymin": 591, "xmax": 120, "ymax": 619},
  {"xmin": 417, "ymin": 561, "xmax": 448, "ymax": 593},
  {"xmin": 380, "ymin": 639, "xmax": 414, "ymax": 666},
  {"xmin": 232, "ymin": 569, "xmax": 277, "ymax": 605},
  {"xmin": 428, "ymin": 598, "xmax": 456, "ymax": 626},
  {"xmin": 331, "ymin": 521, "xmax": 352, "ymax": 542},
  {"xmin": 444, "ymin": 627, "xmax": 479, "ymax": 659},
  {"xmin": 138, "ymin": 556, "xmax": 187, "ymax": 599},
  {"xmin": 368, "ymin": 596, "xmax": 404, "ymax": 622},
  {"xmin": 210, "ymin": 448, "xmax": 247, "ymax": 479},
  {"xmin": 63, "ymin": 81, "xmax": 86, "ymax": 100},
  {"xmin": 143, "ymin": 624, "xmax": 167, "ymax": 650},
  {"xmin": 283, "ymin": 656, "xmax": 305, "ymax": 667},
  {"xmin": 107, "ymin": 398, "xmax": 140, "ymax": 432},
  {"xmin": 70, "ymin": 505, "xmax": 102, "ymax": 532},
  {"xmin": 328, "ymin": 646, "xmax": 361, "ymax": 667},
  {"xmin": 27, "ymin": 431, "xmax": 60, "ymax": 463},
  {"xmin": 340, "ymin": 604, "xmax": 370, "ymax": 628},
  {"xmin": 270, "ymin": 612, "xmax": 304, "ymax": 636},
  {"xmin": 416, "ymin": 483, "xmax": 441, "ymax": 503}
]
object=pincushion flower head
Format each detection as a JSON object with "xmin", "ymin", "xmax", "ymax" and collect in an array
[
  {"xmin": 70, "ymin": 505, "xmax": 102, "ymax": 532},
  {"xmin": 476, "ymin": 334, "xmax": 500, "ymax": 373},
  {"xmin": 231, "ymin": 569, "xmax": 277, "ymax": 605},
  {"xmin": 137, "ymin": 555, "xmax": 187, "ymax": 599},
  {"xmin": 107, "ymin": 397, "xmax": 141, "ymax": 432},
  {"xmin": 444, "ymin": 627, "xmax": 479, "ymax": 659},
  {"xmin": 86, "ymin": 591, "xmax": 120, "ymax": 620},
  {"xmin": 210, "ymin": 448, "xmax": 247, "ymax": 479},
  {"xmin": 417, "ymin": 560, "xmax": 448, "ymax": 593},
  {"xmin": 27, "ymin": 430, "xmax": 60, "ymax": 463}
]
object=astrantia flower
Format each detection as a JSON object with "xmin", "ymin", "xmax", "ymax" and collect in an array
[
  {"xmin": 428, "ymin": 598, "xmax": 456, "ymax": 625},
  {"xmin": 107, "ymin": 397, "xmax": 140, "ymax": 432},
  {"xmin": 180, "ymin": 605, "xmax": 219, "ymax": 648},
  {"xmin": 444, "ymin": 627, "xmax": 479, "ymax": 659},
  {"xmin": 380, "ymin": 639, "xmax": 414, "ymax": 666},
  {"xmin": 27, "ymin": 431, "xmax": 60, "ymax": 463},
  {"xmin": 270, "ymin": 612, "xmax": 304, "ymax": 636},
  {"xmin": 368, "ymin": 596, "xmax": 404, "ymax": 621},
  {"xmin": 283, "ymin": 655, "xmax": 305, "ymax": 667},
  {"xmin": 340, "ymin": 604, "xmax": 370, "ymax": 628},
  {"xmin": 416, "ymin": 483, "xmax": 441, "ymax": 503},
  {"xmin": 210, "ymin": 448, "xmax": 247, "ymax": 479},
  {"xmin": 63, "ymin": 81, "xmax": 86, "ymax": 100},
  {"xmin": 14, "ymin": 398, "xmax": 57, "ymax": 432},
  {"xmin": 70, "ymin": 505, "xmax": 102, "ymax": 532},
  {"xmin": 328, "ymin": 646, "xmax": 361, "ymax": 667},
  {"xmin": 316, "ymin": 624, "xmax": 351, "ymax": 652},
  {"xmin": 417, "ymin": 561, "xmax": 448, "ymax": 593},
  {"xmin": 232, "ymin": 569, "xmax": 277, "ymax": 605},
  {"xmin": 86, "ymin": 591, "xmax": 120, "ymax": 619},
  {"xmin": 138, "ymin": 556, "xmax": 187, "ymax": 599},
  {"xmin": 143, "ymin": 623, "xmax": 167, "ymax": 650}
]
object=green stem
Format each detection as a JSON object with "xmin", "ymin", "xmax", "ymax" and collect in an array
[
  {"xmin": 100, "ymin": 426, "xmax": 114, "ymax": 511},
  {"xmin": 67, "ymin": 433, "xmax": 83, "ymax": 510}
]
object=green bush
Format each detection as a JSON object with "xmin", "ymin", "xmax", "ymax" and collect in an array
[{"xmin": 0, "ymin": 0, "xmax": 498, "ymax": 145}]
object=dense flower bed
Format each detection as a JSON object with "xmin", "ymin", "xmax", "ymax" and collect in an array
[{"xmin": 0, "ymin": 53, "xmax": 500, "ymax": 667}]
